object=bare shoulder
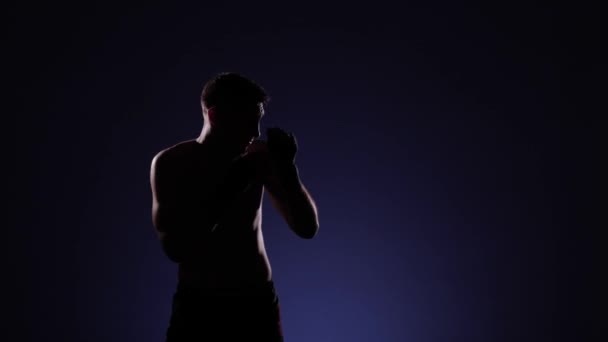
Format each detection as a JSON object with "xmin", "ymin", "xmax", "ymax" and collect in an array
[
  {"xmin": 152, "ymin": 140, "xmax": 198, "ymax": 166},
  {"xmin": 151, "ymin": 140, "xmax": 199, "ymax": 181}
]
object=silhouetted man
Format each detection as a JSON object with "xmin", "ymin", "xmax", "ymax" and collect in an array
[{"xmin": 150, "ymin": 72, "xmax": 319, "ymax": 341}]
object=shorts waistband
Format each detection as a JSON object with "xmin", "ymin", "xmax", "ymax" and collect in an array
[{"xmin": 175, "ymin": 280, "xmax": 277, "ymax": 297}]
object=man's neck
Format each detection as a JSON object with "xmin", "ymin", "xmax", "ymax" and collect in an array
[{"xmin": 196, "ymin": 128, "xmax": 243, "ymax": 162}]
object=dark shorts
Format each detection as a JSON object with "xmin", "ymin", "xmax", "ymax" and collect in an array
[{"xmin": 165, "ymin": 280, "xmax": 284, "ymax": 341}]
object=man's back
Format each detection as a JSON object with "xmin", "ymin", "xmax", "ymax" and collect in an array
[{"xmin": 151, "ymin": 139, "xmax": 273, "ymax": 291}]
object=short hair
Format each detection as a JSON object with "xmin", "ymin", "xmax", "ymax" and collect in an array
[{"xmin": 201, "ymin": 72, "xmax": 269, "ymax": 110}]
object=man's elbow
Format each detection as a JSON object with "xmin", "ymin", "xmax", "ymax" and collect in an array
[
  {"xmin": 294, "ymin": 222, "xmax": 319, "ymax": 239},
  {"xmin": 299, "ymin": 229, "xmax": 317, "ymax": 239}
]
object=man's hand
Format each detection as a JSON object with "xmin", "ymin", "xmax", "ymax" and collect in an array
[{"xmin": 267, "ymin": 127, "xmax": 297, "ymax": 166}]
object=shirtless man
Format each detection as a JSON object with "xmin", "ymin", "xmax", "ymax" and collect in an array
[{"xmin": 150, "ymin": 73, "xmax": 319, "ymax": 341}]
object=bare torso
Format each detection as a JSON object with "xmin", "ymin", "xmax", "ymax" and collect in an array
[{"xmin": 165, "ymin": 140, "xmax": 272, "ymax": 291}]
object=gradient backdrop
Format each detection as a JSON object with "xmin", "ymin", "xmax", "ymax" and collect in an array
[{"xmin": 7, "ymin": 2, "xmax": 595, "ymax": 342}]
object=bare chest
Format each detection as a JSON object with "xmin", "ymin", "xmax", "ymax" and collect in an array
[{"xmin": 183, "ymin": 159, "xmax": 264, "ymax": 234}]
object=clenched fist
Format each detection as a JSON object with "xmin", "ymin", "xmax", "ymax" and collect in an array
[{"xmin": 266, "ymin": 127, "xmax": 297, "ymax": 166}]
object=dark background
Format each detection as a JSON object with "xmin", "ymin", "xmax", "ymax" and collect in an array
[{"xmin": 6, "ymin": 2, "xmax": 600, "ymax": 342}]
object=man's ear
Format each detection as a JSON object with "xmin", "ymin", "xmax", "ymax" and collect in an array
[{"xmin": 207, "ymin": 107, "xmax": 217, "ymax": 125}]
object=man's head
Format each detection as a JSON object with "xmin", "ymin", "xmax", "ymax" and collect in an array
[{"xmin": 200, "ymin": 72, "xmax": 269, "ymax": 153}]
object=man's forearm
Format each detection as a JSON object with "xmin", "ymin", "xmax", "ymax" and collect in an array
[{"xmin": 275, "ymin": 163, "xmax": 319, "ymax": 238}]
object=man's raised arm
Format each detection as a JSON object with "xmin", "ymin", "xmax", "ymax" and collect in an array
[{"xmin": 260, "ymin": 128, "xmax": 319, "ymax": 239}]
